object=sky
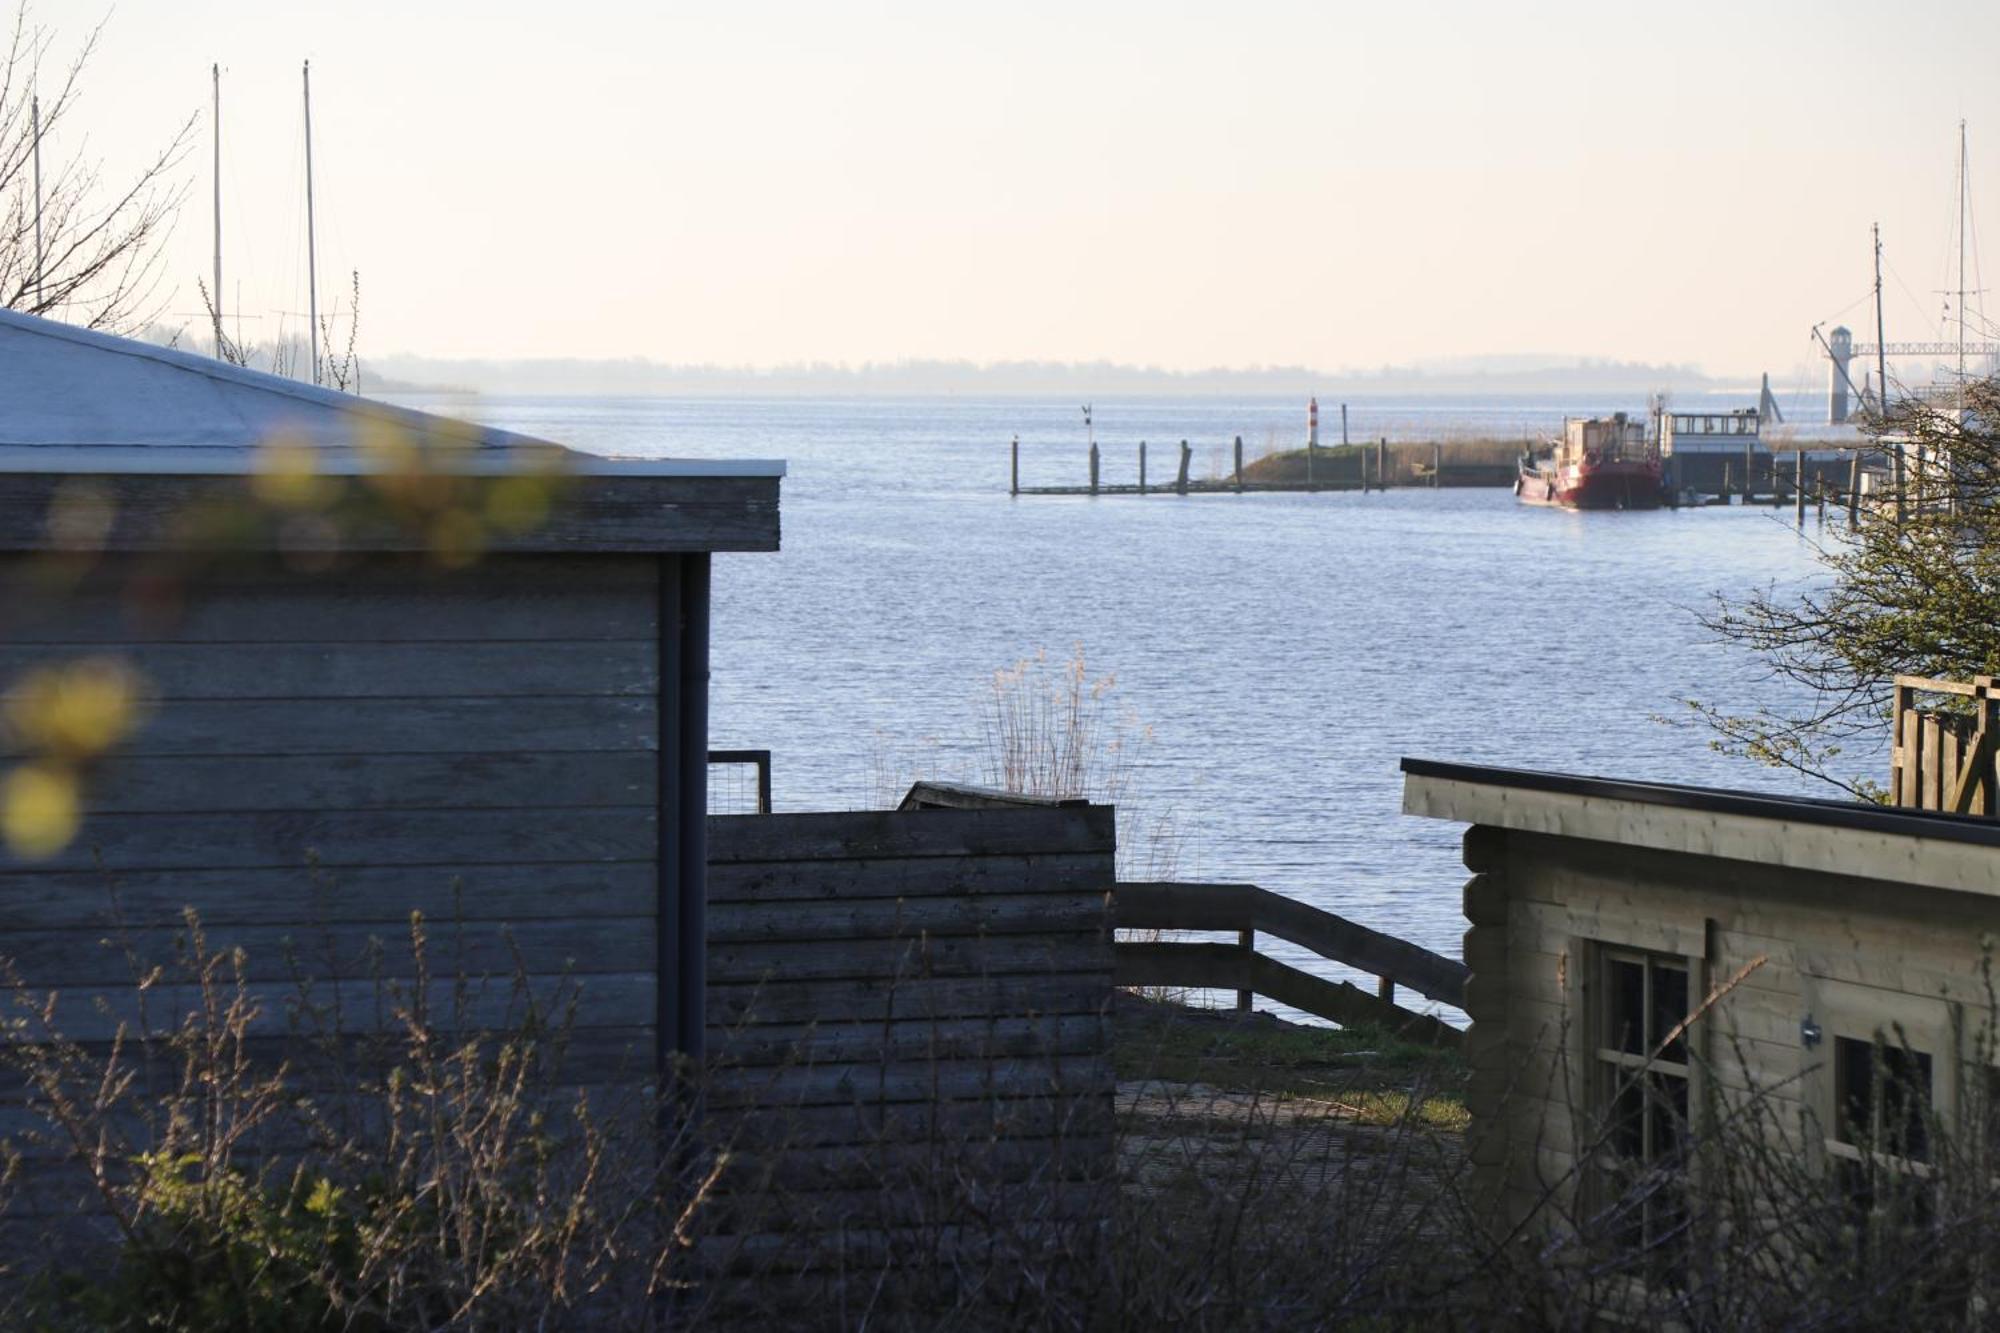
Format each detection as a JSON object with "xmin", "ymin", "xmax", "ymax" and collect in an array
[{"xmin": 56, "ymin": 1, "xmax": 2000, "ymax": 379}]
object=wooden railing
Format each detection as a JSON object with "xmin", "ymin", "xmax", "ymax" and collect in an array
[
  {"xmin": 893, "ymin": 785, "xmax": 1467, "ymax": 1048},
  {"xmin": 1115, "ymin": 881, "xmax": 1467, "ymax": 1049},
  {"xmin": 1891, "ymin": 675, "xmax": 1999, "ymax": 814}
]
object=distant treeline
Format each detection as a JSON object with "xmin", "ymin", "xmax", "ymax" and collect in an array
[{"xmin": 354, "ymin": 353, "xmax": 1734, "ymax": 399}]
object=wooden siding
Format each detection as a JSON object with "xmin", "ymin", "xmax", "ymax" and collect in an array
[
  {"xmin": 1464, "ymin": 825, "xmax": 2000, "ymax": 1233},
  {"xmin": 701, "ymin": 805, "xmax": 1118, "ymax": 1273},
  {"xmin": 0, "ymin": 555, "xmax": 662, "ymax": 1089}
]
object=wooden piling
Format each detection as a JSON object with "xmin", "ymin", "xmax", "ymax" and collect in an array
[
  {"xmin": 1848, "ymin": 451, "xmax": 1862, "ymax": 522},
  {"xmin": 1723, "ymin": 460, "xmax": 1732, "ymax": 503},
  {"xmin": 1341, "ymin": 402, "xmax": 1349, "ymax": 447},
  {"xmin": 1233, "ymin": 436, "xmax": 1243, "ymax": 493},
  {"xmin": 1010, "ymin": 436, "xmax": 1019, "ymax": 496},
  {"xmin": 1139, "ymin": 440, "xmax": 1147, "ymax": 495},
  {"xmin": 1089, "ymin": 442, "xmax": 1099, "ymax": 496},
  {"xmin": 1795, "ymin": 451, "xmax": 1806, "ymax": 526},
  {"xmin": 1378, "ymin": 437, "xmax": 1388, "ymax": 490},
  {"xmin": 1432, "ymin": 441, "xmax": 1441, "ymax": 488},
  {"xmin": 1176, "ymin": 440, "xmax": 1191, "ymax": 495},
  {"xmin": 1236, "ymin": 928, "xmax": 1254, "ymax": 1012}
]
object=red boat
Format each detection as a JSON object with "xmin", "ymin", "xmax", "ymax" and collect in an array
[{"xmin": 1515, "ymin": 412, "xmax": 1667, "ymax": 510}]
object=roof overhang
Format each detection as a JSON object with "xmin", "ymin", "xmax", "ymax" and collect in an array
[{"xmin": 1401, "ymin": 757, "xmax": 2000, "ymax": 898}]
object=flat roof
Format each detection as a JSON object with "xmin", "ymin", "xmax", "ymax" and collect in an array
[{"xmin": 1401, "ymin": 757, "xmax": 2000, "ymax": 897}]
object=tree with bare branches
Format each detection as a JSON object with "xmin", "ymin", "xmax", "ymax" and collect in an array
[{"xmin": 0, "ymin": 6, "xmax": 194, "ymax": 333}]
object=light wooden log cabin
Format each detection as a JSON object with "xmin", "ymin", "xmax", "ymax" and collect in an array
[{"xmin": 1402, "ymin": 757, "xmax": 2000, "ymax": 1255}]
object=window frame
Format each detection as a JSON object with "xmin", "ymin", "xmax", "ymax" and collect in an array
[{"xmin": 1586, "ymin": 941, "xmax": 1704, "ymax": 1274}]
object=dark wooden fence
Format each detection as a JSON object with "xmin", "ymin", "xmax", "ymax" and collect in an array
[
  {"xmin": 1892, "ymin": 673, "xmax": 2000, "ymax": 814},
  {"xmin": 699, "ymin": 792, "xmax": 1117, "ymax": 1271},
  {"xmin": 1115, "ymin": 881, "xmax": 1466, "ymax": 1048}
]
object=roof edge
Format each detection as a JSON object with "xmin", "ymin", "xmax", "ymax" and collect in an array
[{"xmin": 1401, "ymin": 757, "xmax": 2000, "ymax": 898}]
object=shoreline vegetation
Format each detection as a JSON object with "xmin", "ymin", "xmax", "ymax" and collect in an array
[{"xmin": 1243, "ymin": 438, "xmax": 1527, "ymax": 488}]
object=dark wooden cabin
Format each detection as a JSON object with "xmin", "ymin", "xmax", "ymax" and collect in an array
[{"xmin": 0, "ymin": 308, "xmax": 783, "ymax": 1085}]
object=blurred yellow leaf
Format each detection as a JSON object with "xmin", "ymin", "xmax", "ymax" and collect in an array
[
  {"xmin": 251, "ymin": 435, "xmax": 341, "ymax": 510},
  {"xmin": 3, "ymin": 658, "xmax": 142, "ymax": 760},
  {"xmin": 1, "ymin": 764, "xmax": 80, "ymax": 860},
  {"xmin": 483, "ymin": 474, "xmax": 552, "ymax": 535},
  {"xmin": 428, "ymin": 509, "xmax": 487, "ymax": 569}
]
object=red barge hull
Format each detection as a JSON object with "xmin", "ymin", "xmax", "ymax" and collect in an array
[{"xmin": 1514, "ymin": 459, "xmax": 1666, "ymax": 510}]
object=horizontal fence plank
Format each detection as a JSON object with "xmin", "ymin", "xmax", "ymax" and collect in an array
[
  {"xmin": 0, "ymin": 1028, "xmax": 659, "ymax": 1118},
  {"xmin": 23, "ymin": 696, "xmax": 658, "ymax": 758},
  {"xmin": 75, "ymin": 751, "xmax": 655, "ymax": 815},
  {"xmin": 707, "ymin": 807, "xmax": 1115, "ymax": 864},
  {"xmin": 710, "ymin": 1014, "xmax": 1107, "ymax": 1069},
  {"xmin": 708, "ymin": 892, "xmax": 1107, "ymax": 946},
  {"xmin": 710, "ymin": 972, "xmax": 1110, "ymax": 1029},
  {"xmin": 709, "ymin": 934, "xmax": 1111, "ymax": 985},
  {"xmin": 0, "ymin": 554, "xmax": 659, "ymax": 644},
  {"xmin": 3, "ymin": 807, "xmax": 655, "ymax": 872},
  {"xmin": 0, "ymin": 917, "xmax": 655, "ymax": 987},
  {"xmin": 0, "ymin": 641, "xmax": 654, "ymax": 700},
  {"xmin": 1116, "ymin": 881, "xmax": 1467, "ymax": 1006},
  {"xmin": 712, "ymin": 1137, "xmax": 1113, "ymax": 1199},
  {"xmin": 0, "ymin": 862, "xmax": 657, "ymax": 930},
  {"xmin": 23, "ymin": 972, "xmax": 656, "ymax": 1043},
  {"xmin": 706, "ymin": 852, "xmax": 1112, "ymax": 904},
  {"xmin": 709, "ymin": 1092, "xmax": 1117, "ymax": 1153},
  {"xmin": 708, "ymin": 1056, "xmax": 1114, "ymax": 1110},
  {"xmin": 1114, "ymin": 940, "xmax": 1461, "ymax": 1048}
]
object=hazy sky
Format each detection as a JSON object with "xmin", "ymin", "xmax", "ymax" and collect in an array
[{"xmin": 68, "ymin": 1, "xmax": 2000, "ymax": 378}]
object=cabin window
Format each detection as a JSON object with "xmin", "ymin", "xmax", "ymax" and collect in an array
[{"xmin": 1593, "ymin": 947, "xmax": 1694, "ymax": 1273}]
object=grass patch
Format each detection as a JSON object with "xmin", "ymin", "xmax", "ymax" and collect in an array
[{"xmin": 1112, "ymin": 994, "xmax": 1468, "ymax": 1125}]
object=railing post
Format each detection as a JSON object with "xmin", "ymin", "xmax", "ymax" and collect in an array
[
  {"xmin": 1377, "ymin": 975, "xmax": 1396, "ymax": 1005},
  {"xmin": 1236, "ymin": 927, "xmax": 1253, "ymax": 1013}
]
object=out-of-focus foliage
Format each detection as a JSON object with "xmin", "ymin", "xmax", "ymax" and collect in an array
[
  {"xmin": 1692, "ymin": 376, "xmax": 2000, "ymax": 798},
  {"xmin": 0, "ymin": 428, "xmax": 569, "ymax": 860}
]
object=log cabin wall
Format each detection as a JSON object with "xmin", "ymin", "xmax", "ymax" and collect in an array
[
  {"xmin": 1406, "ymin": 759, "xmax": 2000, "ymax": 1240},
  {"xmin": 0, "ymin": 552, "xmax": 668, "ymax": 1211},
  {"xmin": 701, "ymin": 803, "xmax": 1118, "ymax": 1273}
]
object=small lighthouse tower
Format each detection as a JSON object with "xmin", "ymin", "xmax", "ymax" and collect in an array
[
  {"xmin": 1308, "ymin": 396, "xmax": 1320, "ymax": 447},
  {"xmin": 1827, "ymin": 326, "xmax": 1854, "ymax": 424}
]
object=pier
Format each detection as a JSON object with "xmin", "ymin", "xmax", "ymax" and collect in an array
[{"xmin": 1009, "ymin": 434, "xmax": 1513, "ymax": 497}]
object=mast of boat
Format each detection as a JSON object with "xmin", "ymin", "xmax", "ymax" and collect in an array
[
  {"xmin": 212, "ymin": 64, "xmax": 223, "ymax": 357},
  {"xmin": 31, "ymin": 90, "xmax": 42, "ymax": 311},
  {"xmin": 1957, "ymin": 119, "xmax": 1970, "ymax": 412},
  {"xmin": 1874, "ymin": 222, "xmax": 1901, "ymax": 530},
  {"xmin": 303, "ymin": 60, "xmax": 320, "ymax": 386}
]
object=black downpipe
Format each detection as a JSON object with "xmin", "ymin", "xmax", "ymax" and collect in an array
[
  {"xmin": 656, "ymin": 557, "xmax": 685, "ymax": 1083},
  {"xmin": 676, "ymin": 553, "xmax": 711, "ymax": 1064}
]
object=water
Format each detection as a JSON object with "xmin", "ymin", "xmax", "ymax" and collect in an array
[{"xmin": 390, "ymin": 391, "xmax": 1851, "ymax": 1002}]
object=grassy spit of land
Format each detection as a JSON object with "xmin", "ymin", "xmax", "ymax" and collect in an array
[{"xmin": 1244, "ymin": 437, "xmax": 1527, "ymax": 487}]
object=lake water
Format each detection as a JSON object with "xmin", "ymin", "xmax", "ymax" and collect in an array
[{"xmin": 391, "ymin": 390, "xmax": 1852, "ymax": 1009}]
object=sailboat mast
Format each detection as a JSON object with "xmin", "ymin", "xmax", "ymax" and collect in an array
[
  {"xmin": 1875, "ymin": 222, "xmax": 1901, "ymax": 530},
  {"xmin": 304, "ymin": 60, "xmax": 320, "ymax": 386},
  {"xmin": 212, "ymin": 64, "xmax": 223, "ymax": 357},
  {"xmin": 31, "ymin": 92, "xmax": 42, "ymax": 311},
  {"xmin": 1958, "ymin": 120, "xmax": 1969, "ymax": 401}
]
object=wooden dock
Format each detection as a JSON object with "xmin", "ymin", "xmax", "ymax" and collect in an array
[{"xmin": 1012, "ymin": 435, "xmax": 1448, "ymax": 497}]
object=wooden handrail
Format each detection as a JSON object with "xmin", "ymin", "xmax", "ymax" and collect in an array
[
  {"xmin": 1115, "ymin": 940, "xmax": 1462, "ymax": 1049},
  {"xmin": 1116, "ymin": 881, "xmax": 1467, "ymax": 1007},
  {"xmin": 897, "ymin": 781, "xmax": 1092, "ymax": 812}
]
